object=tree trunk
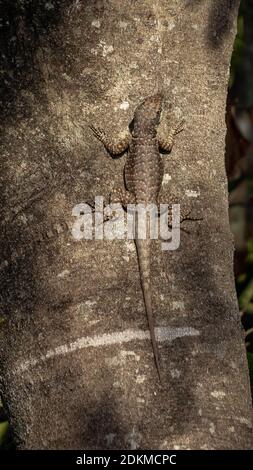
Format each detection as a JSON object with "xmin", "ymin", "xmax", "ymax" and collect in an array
[{"xmin": 0, "ymin": 0, "xmax": 252, "ymax": 450}]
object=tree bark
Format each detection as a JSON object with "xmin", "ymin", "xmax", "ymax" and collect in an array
[{"xmin": 0, "ymin": 0, "xmax": 252, "ymax": 450}]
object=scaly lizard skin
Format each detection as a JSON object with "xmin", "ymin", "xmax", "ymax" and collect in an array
[{"xmin": 90, "ymin": 94, "xmax": 184, "ymax": 382}]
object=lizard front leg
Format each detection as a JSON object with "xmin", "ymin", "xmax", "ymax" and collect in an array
[
  {"xmin": 158, "ymin": 119, "xmax": 185, "ymax": 152},
  {"xmin": 90, "ymin": 125, "xmax": 131, "ymax": 155}
]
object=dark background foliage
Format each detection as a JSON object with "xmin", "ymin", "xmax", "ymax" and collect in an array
[{"xmin": 228, "ymin": 0, "xmax": 253, "ymax": 399}]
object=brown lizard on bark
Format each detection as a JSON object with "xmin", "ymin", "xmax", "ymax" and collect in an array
[{"xmin": 90, "ymin": 94, "xmax": 184, "ymax": 382}]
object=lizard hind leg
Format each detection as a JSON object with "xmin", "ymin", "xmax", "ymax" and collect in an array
[
  {"xmin": 108, "ymin": 188, "xmax": 136, "ymax": 239},
  {"xmin": 109, "ymin": 187, "xmax": 136, "ymax": 209},
  {"xmin": 159, "ymin": 202, "xmax": 202, "ymax": 238}
]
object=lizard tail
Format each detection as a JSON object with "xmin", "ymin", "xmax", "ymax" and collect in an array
[{"xmin": 135, "ymin": 238, "xmax": 162, "ymax": 382}]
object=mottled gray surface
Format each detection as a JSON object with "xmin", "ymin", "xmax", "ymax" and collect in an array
[{"xmin": 0, "ymin": 0, "xmax": 252, "ymax": 449}]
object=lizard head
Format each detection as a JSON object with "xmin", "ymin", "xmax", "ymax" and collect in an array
[{"xmin": 131, "ymin": 93, "xmax": 163, "ymax": 137}]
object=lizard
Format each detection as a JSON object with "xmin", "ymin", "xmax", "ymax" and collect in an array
[{"xmin": 90, "ymin": 94, "xmax": 184, "ymax": 382}]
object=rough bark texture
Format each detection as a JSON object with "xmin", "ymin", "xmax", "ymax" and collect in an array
[{"xmin": 0, "ymin": 0, "xmax": 252, "ymax": 450}]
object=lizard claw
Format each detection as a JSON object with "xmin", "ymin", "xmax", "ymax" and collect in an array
[
  {"xmin": 174, "ymin": 119, "xmax": 185, "ymax": 135},
  {"xmin": 89, "ymin": 124, "xmax": 106, "ymax": 142}
]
